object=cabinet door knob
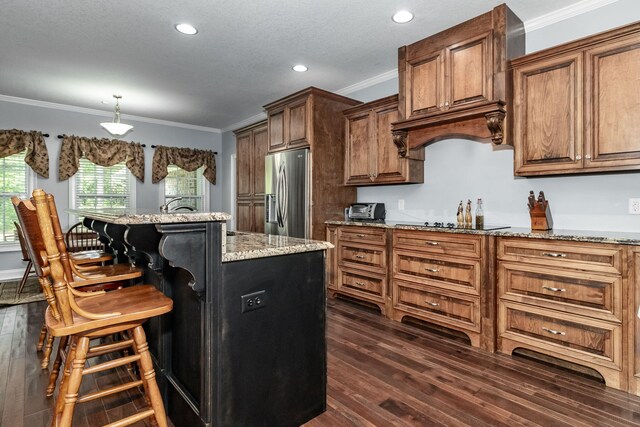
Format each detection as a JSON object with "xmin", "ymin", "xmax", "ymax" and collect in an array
[
  {"xmin": 439, "ymin": 103, "xmax": 444, "ymax": 108},
  {"xmin": 585, "ymin": 154, "xmax": 591, "ymax": 159},
  {"xmin": 444, "ymin": 102, "xmax": 449, "ymax": 106},
  {"xmin": 356, "ymin": 234, "xmax": 365, "ymax": 238},
  {"xmin": 354, "ymin": 254, "xmax": 365, "ymax": 259},
  {"xmin": 542, "ymin": 327, "xmax": 566, "ymax": 336},
  {"xmin": 575, "ymin": 155, "xmax": 582, "ymax": 160},
  {"xmin": 426, "ymin": 301, "xmax": 440, "ymax": 307},
  {"xmin": 425, "ymin": 267, "xmax": 439, "ymax": 273},
  {"xmin": 425, "ymin": 241, "xmax": 439, "ymax": 246}
]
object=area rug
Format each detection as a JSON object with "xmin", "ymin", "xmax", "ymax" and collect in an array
[{"xmin": 0, "ymin": 277, "xmax": 44, "ymax": 306}]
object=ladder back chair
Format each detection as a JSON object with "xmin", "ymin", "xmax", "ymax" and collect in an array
[{"xmin": 32, "ymin": 188, "xmax": 173, "ymax": 427}]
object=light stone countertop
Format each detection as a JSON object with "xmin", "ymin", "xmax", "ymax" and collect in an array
[
  {"xmin": 222, "ymin": 232, "xmax": 333, "ymax": 262},
  {"xmin": 326, "ymin": 220, "xmax": 640, "ymax": 245},
  {"xmin": 69, "ymin": 208, "xmax": 231, "ymax": 225}
]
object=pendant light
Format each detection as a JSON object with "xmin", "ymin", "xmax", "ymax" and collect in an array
[{"xmin": 100, "ymin": 94, "xmax": 133, "ymax": 137}]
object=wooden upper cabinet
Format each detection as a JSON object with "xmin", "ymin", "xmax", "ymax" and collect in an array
[
  {"xmin": 344, "ymin": 95, "xmax": 424, "ymax": 186},
  {"xmin": 447, "ymin": 33, "xmax": 492, "ymax": 108},
  {"xmin": 512, "ymin": 52, "xmax": 583, "ymax": 175},
  {"xmin": 392, "ymin": 5, "xmax": 524, "ymax": 151},
  {"xmin": 266, "ymin": 94, "xmax": 311, "ymax": 152},
  {"xmin": 252, "ymin": 126, "xmax": 268, "ymax": 199},
  {"xmin": 511, "ymin": 22, "xmax": 640, "ymax": 176},
  {"xmin": 585, "ymin": 35, "xmax": 640, "ymax": 170},
  {"xmin": 234, "ymin": 121, "xmax": 268, "ymax": 233}
]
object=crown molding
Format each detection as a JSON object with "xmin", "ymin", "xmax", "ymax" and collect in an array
[
  {"xmin": 0, "ymin": 94, "xmax": 221, "ymax": 134},
  {"xmin": 222, "ymin": 112, "xmax": 267, "ymax": 134},
  {"xmin": 524, "ymin": 0, "xmax": 619, "ymax": 32},
  {"xmin": 335, "ymin": 69, "xmax": 398, "ymax": 96}
]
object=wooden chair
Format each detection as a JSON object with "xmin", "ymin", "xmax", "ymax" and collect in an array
[
  {"xmin": 65, "ymin": 221, "xmax": 114, "ymax": 265},
  {"xmin": 12, "ymin": 195, "xmax": 143, "ymax": 383},
  {"xmin": 14, "ymin": 221, "xmax": 36, "ymax": 296},
  {"xmin": 31, "ymin": 188, "xmax": 172, "ymax": 427}
]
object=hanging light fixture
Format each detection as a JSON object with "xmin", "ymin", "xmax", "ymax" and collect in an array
[{"xmin": 100, "ymin": 94, "xmax": 133, "ymax": 137}]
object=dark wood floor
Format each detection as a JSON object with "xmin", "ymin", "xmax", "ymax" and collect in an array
[{"xmin": 2, "ymin": 299, "xmax": 640, "ymax": 426}]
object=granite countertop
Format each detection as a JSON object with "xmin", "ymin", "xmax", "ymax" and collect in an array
[
  {"xmin": 69, "ymin": 208, "xmax": 232, "ymax": 224},
  {"xmin": 222, "ymin": 232, "xmax": 333, "ymax": 262},
  {"xmin": 326, "ymin": 220, "xmax": 640, "ymax": 245}
]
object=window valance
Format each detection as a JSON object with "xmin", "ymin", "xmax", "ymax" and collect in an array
[
  {"xmin": 0, "ymin": 129, "xmax": 49, "ymax": 178},
  {"xmin": 58, "ymin": 135, "xmax": 145, "ymax": 182},
  {"xmin": 152, "ymin": 145, "xmax": 216, "ymax": 185}
]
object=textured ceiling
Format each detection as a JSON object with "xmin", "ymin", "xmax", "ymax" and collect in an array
[{"xmin": 0, "ymin": 0, "xmax": 588, "ymax": 130}]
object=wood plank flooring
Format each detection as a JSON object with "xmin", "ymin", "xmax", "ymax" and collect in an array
[{"xmin": 2, "ymin": 298, "xmax": 640, "ymax": 426}]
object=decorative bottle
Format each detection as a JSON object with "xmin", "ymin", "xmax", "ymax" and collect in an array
[{"xmin": 475, "ymin": 198, "xmax": 484, "ymax": 229}]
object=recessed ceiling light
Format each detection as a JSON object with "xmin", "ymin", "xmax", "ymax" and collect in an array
[
  {"xmin": 175, "ymin": 23, "xmax": 198, "ymax": 35},
  {"xmin": 392, "ymin": 10, "xmax": 414, "ymax": 24},
  {"xmin": 292, "ymin": 64, "xmax": 308, "ymax": 72}
]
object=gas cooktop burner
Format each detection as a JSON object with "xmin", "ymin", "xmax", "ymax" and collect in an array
[{"xmin": 425, "ymin": 221, "xmax": 456, "ymax": 228}]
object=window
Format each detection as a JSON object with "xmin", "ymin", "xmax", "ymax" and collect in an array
[
  {"xmin": 161, "ymin": 165, "xmax": 207, "ymax": 211},
  {"xmin": 0, "ymin": 152, "xmax": 34, "ymax": 246},
  {"xmin": 71, "ymin": 158, "xmax": 135, "ymax": 214}
]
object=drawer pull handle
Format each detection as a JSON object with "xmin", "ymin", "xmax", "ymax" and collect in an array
[
  {"xmin": 354, "ymin": 255, "xmax": 365, "ymax": 259},
  {"xmin": 354, "ymin": 281, "xmax": 367, "ymax": 287},
  {"xmin": 542, "ymin": 252, "xmax": 567, "ymax": 258},
  {"xmin": 542, "ymin": 327, "xmax": 566, "ymax": 336},
  {"xmin": 425, "ymin": 301, "xmax": 440, "ymax": 307},
  {"xmin": 356, "ymin": 234, "xmax": 366, "ymax": 237},
  {"xmin": 426, "ymin": 242, "xmax": 439, "ymax": 246},
  {"xmin": 542, "ymin": 286, "xmax": 566, "ymax": 293},
  {"xmin": 425, "ymin": 267, "xmax": 439, "ymax": 272}
]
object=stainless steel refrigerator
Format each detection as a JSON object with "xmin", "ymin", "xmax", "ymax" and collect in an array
[{"xmin": 264, "ymin": 148, "xmax": 310, "ymax": 238}]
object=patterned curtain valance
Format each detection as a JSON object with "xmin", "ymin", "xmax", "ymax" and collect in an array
[
  {"xmin": 58, "ymin": 135, "xmax": 145, "ymax": 182},
  {"xmin": 152, "ymin": 145, "xmax": 216, "ymax": 185},
  {"xmin": 0, "ymin": 129, "xmax": 49, "ymax": 178}
]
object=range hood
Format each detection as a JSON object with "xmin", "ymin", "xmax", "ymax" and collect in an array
[{"xmin": 391, "ymin": 4, "xmax": 525, "ymax": 157}]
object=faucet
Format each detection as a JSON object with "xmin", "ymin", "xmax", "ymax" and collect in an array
[{"xmin": 160, "ymin": 197, "xmax": 183, "ymax": 213}]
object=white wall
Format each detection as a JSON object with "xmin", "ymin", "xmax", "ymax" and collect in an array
[
  {"xmin": 358, "ymin": 0, "xmax": 640, "ymax": 232},
  {"xmin": 0, "ymin": 100, "xmax": 222, "ymax": 271}
]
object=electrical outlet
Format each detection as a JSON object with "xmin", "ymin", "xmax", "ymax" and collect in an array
[
  {"xmin": 398, "ymin": 199, "xmax": 405, "ymax": 211},
  {"xmin": 629, "ymin": 198, "xmax": 640, "ymax": 215},
  {"xmin": 241, "ymin": 290, "xmax": 267, "ymax": 313}
]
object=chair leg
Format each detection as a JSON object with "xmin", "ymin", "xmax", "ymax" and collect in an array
[
  {"xmin": 37, "ymin": 322, "xmax": 48, "ymax": 352},
  {"xmin": 42, "ymin": 333, "xmax": 55, "ymax": 369},
  {"xmin": 59, "ymin": 336, "xmax": 89, "ymax": 427},
  {"xmin": 132, "ymin": 325, "xmax": 167, "ymax": 427},
  {"xmin": 17, "ymin": 260, "xmax": 33, "ymax": 296},
  {"xmin": 53, "ymin": 336, "xmax": 76, "ymax": 425},
  {"xmin": 47, "ymin": 335, "xmax": 69, "ymax": 397}
]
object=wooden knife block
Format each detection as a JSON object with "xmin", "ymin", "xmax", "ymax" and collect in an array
[{"xmin": 530, "ymin": 202, "xmax": 553, "ymax": 231}]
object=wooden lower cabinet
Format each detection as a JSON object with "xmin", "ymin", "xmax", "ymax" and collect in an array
[
  {"xmin": 630, "ymin": 247, "xmax": 640, "ymax": 395},
  {"xmin": 497, "ymin": 237, "xmax": 630, "ymax": 392},
  {"xmin": 329, "ymin": 225, "xmax": 390, "ymax": 315},
  {"xmin": 325, "ymin": 225, "xmax": 338, "ymax": 291},
  {"xmin": 392, "ymin": 230, "xmax": 491, "ymax": 350}
]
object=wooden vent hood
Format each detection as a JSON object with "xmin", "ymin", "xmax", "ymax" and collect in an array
[{"xmin": 391, "ymin": 4, "xmax": 525, "ymax": 157}]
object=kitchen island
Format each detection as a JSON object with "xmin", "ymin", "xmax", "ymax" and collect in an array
[{"xmin": 70, "ymin": 209, "xmax": 331, "ymax": 427}]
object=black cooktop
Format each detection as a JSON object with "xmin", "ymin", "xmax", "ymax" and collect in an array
[{"xmin": 391, "ymin": 221, "xmax": 511, "ymax": 231}]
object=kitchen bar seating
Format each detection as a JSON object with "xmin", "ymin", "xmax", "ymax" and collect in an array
[
  {"xmin": 30, "ymin": 188, "xmax": 173, "ymax": 427},
  {"xmin": 11, "ymin": 194, "xmax": 149, "ymax": 402}
]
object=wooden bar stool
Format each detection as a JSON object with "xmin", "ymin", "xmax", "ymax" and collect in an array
[
  {"xmin": 12, "ymin": 195, "xmax": 144, "ymax": 385},
  {"xmin": 65, "ymin": 221, "xmax": 114, "ymax": 265},
  {"xmin": 31, "ymin": 188, "xmax": 172, "ymax": 427},
  {"xmin": 14, "ymin": 221, "xmax": 37, "ymax": 295}
]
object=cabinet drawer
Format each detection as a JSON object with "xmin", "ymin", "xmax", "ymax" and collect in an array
[
  {"xmin": 339, "ymin": 227, "xmax": 387, "ymax": 245},
  {"xmin": 498, "ymin": 238, "xmax": 622, "ymax": 274},
  {"xmin": 499, "ymin": 301, "xmax": 621, "ymax": 369},
  {"xmin": 394, "ymin": 281, "xmax": 480, "ymax": 331},
  {"xmin": 339, "ymin": 242, "xmax": 386, "ymax": 273},
  {"xmin": 394, "ymin": 250, "xmax": 480, "ymax": 295},
  {"xmin": 394, "ymin": 230, "xmax": 482, "ymax": 258},
  {"xmin": 499, "ymin": 262, "xmax": 621, "ymax": 322},
  {"xmin": 338, "ymin": 268, "xmax": 385, "ymax": 302}
]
